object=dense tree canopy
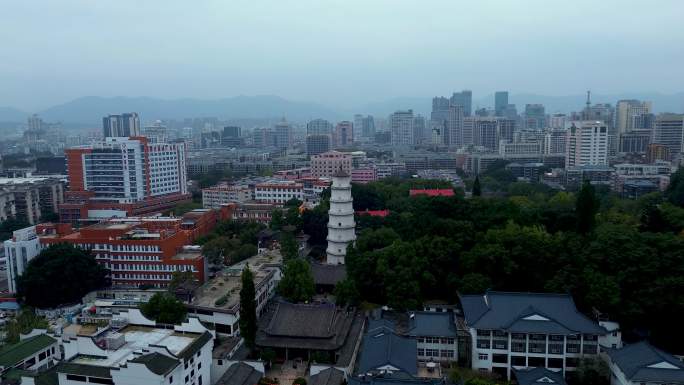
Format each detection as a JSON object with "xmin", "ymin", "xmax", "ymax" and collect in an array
[
  {"xmin": 17, "ymin": 243, "xmax": 109, "ymax": 308},
  {"xmin": 278, "ymin": 259, "xmax": 315, "ymax": 303},
  {"xmin": 239, "ymin": 267, "xmax": 257, "ymax": 349},
  {"xmin": 140, "ymin": 292, "xmax": 187, "ymax": 324},
  {"xmin": 327, "ymin": 177, "xmax": 684, "ymax": 352}
]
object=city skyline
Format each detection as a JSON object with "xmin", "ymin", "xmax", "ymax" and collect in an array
[{"xmin": 1, "ymin": 0, "xmax": 683, "ymax": 112}]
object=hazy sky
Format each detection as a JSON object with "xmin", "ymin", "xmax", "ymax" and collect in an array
[{"xmin": 2, "ymin": 0, "xmax": 683, "ymax": 111}]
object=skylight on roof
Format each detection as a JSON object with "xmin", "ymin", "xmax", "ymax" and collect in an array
[
  {"xmin": 523, "ymin": 314, "xmax": 550, "ymax": 321},
  {"xmin": 536, "ymin": 377, "xmax": 555, "ymax": 383},
  {"xmin": 647, "ymin": 361, "xmax": 680, "ymax": 370}
]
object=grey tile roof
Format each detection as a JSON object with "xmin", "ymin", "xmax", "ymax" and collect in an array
[
  {"xmin": 129, "ymin": 352, "xmax": 179, "ymax": 376},
  {"xmin": 513, "ymin": 367, "xmax": 567, "ymax": 385},
  {"xmin": 256, "ymin": 301, "xmax": 358, "ymax": 351},
  {"xmin": 310, "ymin": 368, "xmax": 345, "ymax": 385},
  {"xmin": 216, "ymin": 362, "xmax": 263, "ymax": 385},
  {"xmin": 605, "ymin": 341, "xmax": 684, "ymax": 384},
  {"xmin": 357, "ymin": 328, "xmax": 417, "ymax": 376},
  {"xmin": 407, "ymin": 312, "xmax": 456, "ymax": 337},
  {"xmin": 311, "ymin": 263, "xmax": 347, "ymax": 286},
  {"xmin": 348, "ymin": 375, "xmax": 442, "ymax": 385},
  {"xmin": 0, "ymin": 334, "xmax": 57, "ymax": 367},
  {"xmin": 459, "ymin": 291, "xmax": 606, "ymax": 335}
]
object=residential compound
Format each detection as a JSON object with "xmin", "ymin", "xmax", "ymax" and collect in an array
[
  {"xmin": 565, "ymin": 121, "xmax": 609, "ymax": 167},
  {"xmin": 459, "ymin": 292, "xmax": 620, "ymax": 380},
  {"xmin": 61, "ymin": 137, "xmax": 189, "ymax": 223},
  {"xmin": 311, "ymin": 151, "xmax": 352, "ymax": 178},
  {"xmin": 0, "ymin": 177, "xmax": 65, "ymax": 224}
]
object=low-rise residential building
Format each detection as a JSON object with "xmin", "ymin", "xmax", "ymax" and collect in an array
[
  {"xmin": 311, "ymin": 151, "xmax": 352, "ymax": 179},
  {"xmin": 513, "ymin": 367, "xmax": 567, "ymax": 385},
  {"xmin": 565, "ymin": 166, "xmax": 614, "ymax": 189},
  {"xmin": 186, "ymin": 252, "xmax": 282, "ymax": 335},
  {"xmin": 351, "ymin": 168, "xmax": 377, "ymax": 184},
  {"xmin": 254, "ymin": 181, "xmax": 304, "ymax": 205},
  {"xmin": 4, "ymin": 226, "xmax": 43, "ymax": 293},
  {"xmin": 202, "ymin": 184, "xmax": 252, "ymax": 209},
  {"xmin": 604, "ymin": 341, "xmax": 684, "ymax": 385},
  {"xmin": 408, "ymin": 312, "xmax": 458, "ymax": 363},
  {"xmin": 0, "ymin": 177, "xmax": 65, "ymax": 224},
  {"xmin": 459, "ymin": 291, "xmax": 614, "ymax": 380},
  {"xmin": 229, "ymin": 202, "xmax": 275, "ymax": 223}
]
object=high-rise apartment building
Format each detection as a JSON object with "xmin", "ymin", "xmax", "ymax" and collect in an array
[
  {"xmin": 451, "ymin": 90, "xmax": 473, "ymax": 117},
  {"xmin": 61, "ymin": 137, "xmax": 189, "ymax": 222},
  {"xmin": 447, "ymin": 104, "xmax": 464, "ymax": 147},
  {"xmin": 333, "ymin": 121, "xmax": 354, "ymax": 147},
  {"xmin": 472, "ymin": 118, "xmax": 499, "ymax": 151},
  {"xmin": 103, "ymin": 112, "xmax": 140, "ymax": 138},
  {"xmin": 390, "ymin": 110, "xmax": 415, "ymax": 147},
  {"xmin": 549, "ymin": 113, "xmax": 568, "ymax": 129},
  {"xmin": 274, "ymin": 118, "xmax": 293, "ymax": 149},
  {"xmin": 306, "ymin": 134, "xmax": 331, "ymax": 156},
  {"xmin": 307, "ymin": 119, "xmax": 333, "ymax": 136},
  {"xmin": 495, "ymin": 91, "xmax": 509, "ymax": 116},
  {"xmin": 524, "ymin": 104, "xmax": 546, "ymax": 130},
  {"xmin": 565, "ymin": 121, "xmax": 609, "ymax": 167},
  {"xmin": 311, "ymin": 151, "xmax": 352, "ymax": 178},
  {"xmin": 616, "ymin": 100, "xmax": 652, "ymax": 135},
  {"xmin": 413, "ymin": 115, "xmax": 427, "ymax": 145},
  {"xmin": 360, "ymin": 115, "xmax": 376, "ymax": 138},
  {"xmin": 652, "ymin": 113, "xmax": 684, "ymax": 159}
]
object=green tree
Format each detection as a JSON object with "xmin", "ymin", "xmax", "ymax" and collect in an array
[
  {"xmin": 573, "ymin": 357, "xmax": 609, "ymax": 385},
  {"xmin": 666, "ymin": 167, "xmax": 684, "ymax": 207},
  {"xmin": 17, "ymin": 244, "xmax": 109, "ymax": 308},
  {"xmin": 202, "ymin": 236, "xmax": 235, "ymax": 266},
  {"xmin": 4, "ymin": 308, "xmax": 49, "ymax": 344},
  {"xmin": 270, "ymin": 209, "xmax": 285, "ymax": 231},
  {"xmin": 278, "ymin": 259, "xmax": 315, "ymax": 303},
  {"xmin": 239, "ymin": 267, "xmax": 257, "ymax": 349},
  {"xmin": 472, "ymin": 175, "xmax": 482, "ymax": 197},
  {"xmin": 0, "ymin": 217, "xmax": 31, "ymax": 241},
  {"xmin": 168, "ymin": 271, "xmax": 196, "ymax": 292},
  {"xmin": 576, "ymin": 179, "xmax": 599, "ymax": 234},
  {"xmin": 333, "ymin": 279, "xmax": 360, "ymax": 306},
  {"xmin": 140, "ymin": 292, "xmax": 187, "ymax": 324},
  {"xmin": 280, "ymin": 231, "xmax": 299, "ymax": 261}
]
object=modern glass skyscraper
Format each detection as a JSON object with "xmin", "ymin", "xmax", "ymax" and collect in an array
[{"xmin": 495, "ymin": 91, "xmax": 509, "ymax": 116}]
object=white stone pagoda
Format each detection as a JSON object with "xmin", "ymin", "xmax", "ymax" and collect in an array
[{"xmin": 326, "ymin": 167, "xmax": 356, "ymax": 265}]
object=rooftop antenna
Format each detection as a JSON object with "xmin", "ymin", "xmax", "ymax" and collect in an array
[{"xmin": 586, "ymin": 90, "xmax": 591, "ymax": 109}]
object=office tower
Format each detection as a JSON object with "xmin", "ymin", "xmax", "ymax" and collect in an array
[
  {"xmin": 333, "ymin": 121, "xmax": 354, "ymax": 147},
  {"xmin": 524, "ymin": 104, "xmax": 546, "ymax": 130},
  {"xmin": 326, "ymin": 167, "xmax": 355, "ymax": 265},
  {"xmin": 495, "ymin": 91, "xmax": 509, "ymax": 116},
  {"xmin": 616, "ymin": 100, "xmax": 652, "ymax": 135},
  {"xmin": 630, "ymin": 113, "xmax": 655, "ymax": 130},
  {"xmin": 274, "ymin": 118, "xmax": 292, "ymax": 149},
  {"xmin": 549, "ymin": 113, "xmax": 568, "ymax": 129},
  {"xmin": 501, "ymin": 104, "xmax": 518, "ymax": 119},
  {"xmin": 472, "ymin": 118, "xmax": 499, "ymax": 151},
  {"xmin": 430, "ymin": 120, "xmax": 444, "ymax": 146},
  {"xmin": 102, "ymin": 112, "xmax": 140, "ymax": 138},
  {"xmin": 141, "ymin": 120, "xmax": 168, "ymax": 143},
  {"xmin": 497, "ymin": 118, "xmax": 517, "ymax": 143},
  {"xmin": 253, "ymin": 127, "xmax": 275, "ymax": 148},
  {"xmin": 353, "ymin": 114, "xmax": 364, "ymax": 140},
  {"xmin": 462, "ymin": 117, "xmax": 475, "ymax": 146},
  {"xmin": 390, "ymin": 110, "xmax": 415, "ymax": 147},
  {"xmin": 306, "ymin": 135, "xmax": 331, "ymax": 156},
  {"xmin": 446, "ymin": 104, "xmax": 464, "ymax": 147},
  {"xmin": 413, "ymin": 115, "xmax": 427, "ymax": 145},
  {"xmin": 223, "ymin": 126, "xmax": 241, "ymax": 138},
  {"xmin": 544, "ymin": 129, "xmax": 567, "ymax": 155},
  {"xmin": 431, "ymin": 97, "xmax": 450, "ymax": 122},
  {"xmin": 307, "ymin": 118, "xmax": 333, "ymax": 136},
  {"xmin": 361, "ymin": 115, "xmax": 376, "ymax": 138},
  {"xmin": 652, "ymin": 114, "xmax": 684, "ymax": 159},
  {"xmin": 451, "ymin": 90, "xmax": 472, "ymax": 117},
  {"xmin": 565, "ymin": 121, "xmax": 609, "ymax": 167},
  {"xmin": 619, "ymin": 130, "xmax": 652, "ymax": 153}
]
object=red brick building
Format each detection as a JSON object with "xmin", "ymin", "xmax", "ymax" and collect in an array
[{"xmin": 36, "ymin": 207, "xmax": 233, "ymax": 288}]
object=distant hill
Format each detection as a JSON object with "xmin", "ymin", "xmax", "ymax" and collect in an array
[
  {"xmin": 0, "ymin": 106, "xmax": 27, "ymax": 122},
  {"xmin": 36, "ymin": 95, "xmax": 342, "ymax": 124}
]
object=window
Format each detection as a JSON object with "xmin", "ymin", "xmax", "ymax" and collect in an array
[
  {"xmin": 417, "ymin": 349, "xmax": 425, "ymax": 356},
  {"xmin": 476, "ymin": 340, "xmax": 490, "ymax": 349},
  {"xmin": 198, "ymin": 362, "xmax": 202, "ymax": 369},
  {"xmin": 492, "ymin": 354, "xmax": 508, "ymax": 364},
  {"xmin": 185, "ymin": 375, "xmax": 189, "ymax": 383},
  {"xmin": 169, "ymin": 376, "xmax": 174, "ymax": 383},
  {"xmin": 89, "ymin": 378, "xmax": 115, "ymax": 385},
  {"xmin": 197, "ymin": 351, "xmax": 201, "ymax": 357},
  {"xmin": 66, "ymin": 375, "xmax": 87, "ymax": 382},
  {"xmin": 511, "ymin": 356, "xmax": 526, "ymax": 366},
  {"xmin": 478, "ymin": 353, "xmax": 489, "ymax": 360}
]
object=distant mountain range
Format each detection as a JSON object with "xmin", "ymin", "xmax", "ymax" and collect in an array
[{"xmin": 1, "ymin": 92, "xmax": 682, "ymax": 126}]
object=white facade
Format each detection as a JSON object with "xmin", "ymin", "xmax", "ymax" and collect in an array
[
  {"xmin": 565, "ymin": 121, "xmax": 609, "ymax": 167},
  {"xmin": 4, "ymin": 226, "xmax": 42, "ymax": 293},
  {"xmin": 326, "ymin": 170, "xmax": 356, "ymax": 265},
  {"xmin": 390, "ymin": 110, "xmax": 415, "ymax": 147},
  {"xmin": 653, "ymin": 114, "xmax": 684, "ymax": 157},
  {"xmin": 83, "ymin": 137, "xmax": 187, "ymax": 203},
  {"xmin": 202, "ymin": 185, "xmax": 252, "ymax": 209},
  {"xmin": 254, "ymin": 182, "xmax": 303, "ymax": 204}
]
